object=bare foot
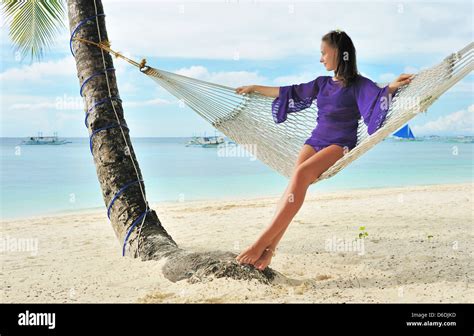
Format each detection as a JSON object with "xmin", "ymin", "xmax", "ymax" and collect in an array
[
  {"xmin": 236, "ymin": 242, "xmax": 268, "ymax": 266},
  {"xmin": 254, "ymin": 248, "xmax": 274, "ymax": 271}
]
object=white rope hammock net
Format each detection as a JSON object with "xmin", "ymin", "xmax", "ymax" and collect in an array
[{"xmin": 141, "ymin": 42, "xmax": 473, "ymax": 184}]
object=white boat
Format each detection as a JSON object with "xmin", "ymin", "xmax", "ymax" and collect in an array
[
  {"xmin": 185, "ymin": 133, "xmax": 226, "ymax": 147},
  {"xmin": 447, "ymin": 135, "xmax": 474, "ymax": 144},
  {"xmin": 21, "ymin": 132, "xmax": 72, "ymax": 145},
  {"xmin": 201, "ymin": 136, "xmax": 225, "ymax": 148}
]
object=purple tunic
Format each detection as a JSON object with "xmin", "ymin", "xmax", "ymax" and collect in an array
[{"xmin": 271, "ymin": 75, "xmax": 397, "ymax": 151}]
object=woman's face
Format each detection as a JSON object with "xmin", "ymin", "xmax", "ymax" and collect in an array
[{"xmin": 320, "ymin": 41, "xmax": 338, "ymax": 72}]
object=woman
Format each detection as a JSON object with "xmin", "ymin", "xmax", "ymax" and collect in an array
[{"xmin": 234, "ymin": 29, "xmax": 415, "ymax": 271}]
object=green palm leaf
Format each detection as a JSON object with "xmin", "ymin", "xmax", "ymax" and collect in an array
[{"xmin": 1, "ymin": 0, "xmax": 66, "ymax": 61}]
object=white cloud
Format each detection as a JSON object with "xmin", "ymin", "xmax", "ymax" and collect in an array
[
  {"xmin": 0, "ymin": 95, "xmax": 54, "ymax": 135},
  {"xmin": 95, "ymin": 1, "xmax": 472, "ymax": 62},
  {"xmin": 4, "ymin": 94, "xmax": 84, "ymax": 112},
  {"xmin": 3, "ymin": 93, "xmax": 172, "ymax": 112},
  {"xmin": 403, "ymin": 66, "xmax": 421, "ymax": 74},
  {"xmin": 9, "ymin": 101, "xmax": 58, "ymax": 111},
  {"xmin": 412, "ymin": 104, "xmax": 474, "ymax": 135},
  {"xmin": 273, "ymin": 72, "xmax": 317, "ymax": 86},
  {"xmin": 0, "ymin": 56, "xmax": 76, "ymax": 82},
  {"xmin": 379, "ymin": 72, "xmax": 396, "ymax": 83},
  {"xmin": 119, "ymin": 81, "xmax": 138, "ymax": 94},
  {"xmin": 174, "ymin": 65, "xmax": 267, "ymax": 87},
  {"xmin": 1, "ymin": 1, "xmax": 471, "ymax": 88},
  {"xmin": 1, "ymin": 1, "xmax": 471, "ymax": 65},
  {"xmin": 55, "ymin": 111, "xmax": 83, "ymax": 124},
  {"xmin": 174, "ymin": 66, "xmax": 209, "ymax": 79},
  {"xmin": 123, "ymin": 98, "xmax": 171, "ymax": 107},
  {"xmin": 0, "ymin": 48, "xmax": 134, "ymax": 86}
]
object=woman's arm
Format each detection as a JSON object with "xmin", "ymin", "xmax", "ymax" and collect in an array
[
  {"xmin": 388, "ymin": 73, "xmax": 415, "ymax": 94},
  {"xmin": 235, "ymin": 85, "xmax": 280, "ymax": 98}
]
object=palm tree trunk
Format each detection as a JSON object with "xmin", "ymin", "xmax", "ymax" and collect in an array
[
  {"xmin": 67, "ymin": 0, "xmax": 177, "ymax": 259},
  {"xmin": 66, "ymin": 0, "xmax": 274, "ymax": 283}
]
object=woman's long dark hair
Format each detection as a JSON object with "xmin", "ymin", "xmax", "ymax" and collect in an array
[{"xmin": 322, "ymin": 30, "xmax": 359, "ymax": 87}]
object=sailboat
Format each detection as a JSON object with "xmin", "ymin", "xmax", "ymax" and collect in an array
[{"xmin": 392, "ymin": 124, "xmax": 420, "ymax": 142}]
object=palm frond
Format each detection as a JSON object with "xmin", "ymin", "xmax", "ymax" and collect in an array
[{"xmin": 1, "ymin": 0, "xmax": 66, "ymax": 61}]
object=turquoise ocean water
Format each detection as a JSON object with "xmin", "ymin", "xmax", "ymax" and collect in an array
[{"xmin": 0, "ymin": 137, "xmax": 472, "ymax": 219}]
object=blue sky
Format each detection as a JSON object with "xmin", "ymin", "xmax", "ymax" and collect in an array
[{"xmin": 0, "ymin": 0, "xmax": 472, "ymax": 137}]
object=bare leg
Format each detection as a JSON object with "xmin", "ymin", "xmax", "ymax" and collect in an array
[
  {"xmin": 236, "ymin": 144, "xmax": 345, "ymax": 266},
  {"xmin": 236, "ymin": 145, "xmax": 316, "ymax": 266},
  {"xmin": 273, "ymin": 145, "xmax": 317, "ymax": 215},
  {"xmin": 254, "ymin": 146, "xmax": 318, "ymax": 269},
  {"xmin": 254, "ymin": 223, "xmax": 288, "ymax": 270}
]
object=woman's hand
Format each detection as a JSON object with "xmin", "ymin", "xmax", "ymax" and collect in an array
[
  {"xmin": 235, "ymin": 85, "xmax": 255, "ymax": 95},
  {"xmin": 236, "ymin": 85, "xmax": 280, "ymax": 98},
  {"xmin": 388, "ymin": 73, "xmax": 415, "ymax": 94}
]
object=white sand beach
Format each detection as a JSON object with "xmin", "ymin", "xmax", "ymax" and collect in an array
[{"xmin": 1, "ymin": 183, "xmax": 472, "ymax": 303}]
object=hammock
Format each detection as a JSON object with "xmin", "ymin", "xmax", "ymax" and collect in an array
[
  {"xmin": 75, "ymin": 37, "xmax": 473, "ymax": 184},
  {"xmin": 70, "ymin": 5, "xmax": 472, "ymax": 256},
  {"xmin": 138, "ymin": 42, "xmax": 472, "ymax": 184}
]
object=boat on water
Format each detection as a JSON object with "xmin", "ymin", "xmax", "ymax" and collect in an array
[
  {"xmin": 21, "ymin": 132, "xmax": 72, "ymax": 145},
  {"xmin": 392, "ymin": 124, "xmax": 422, "ymax": 142},
  {"xmin": 185, "ymin": 133, "xmax": 230, "ymax": 148},
  {"xmin": 445, "ymin": 135, "xmax": 474, "ymax": 144}
]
